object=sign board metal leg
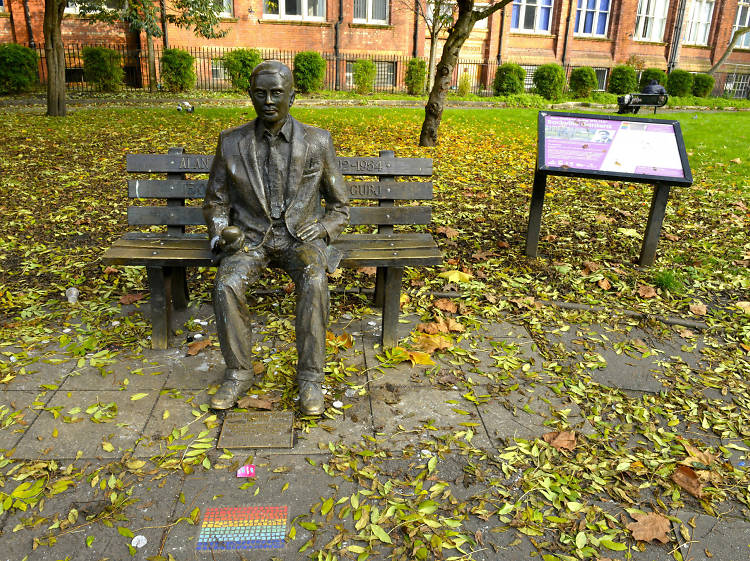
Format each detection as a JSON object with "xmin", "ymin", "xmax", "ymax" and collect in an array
[
  {"xmin": 639, "ymin": 183, "xmax": 671, "ymax": 267},
  {"xmin": 524, "ymin": 172, "xmax": 547, "ymax": 257}
]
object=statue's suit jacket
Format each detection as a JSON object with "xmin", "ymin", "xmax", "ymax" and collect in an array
[{"xmin": 203, "ymin": 117, "xmax": 349, "ymax": 271}]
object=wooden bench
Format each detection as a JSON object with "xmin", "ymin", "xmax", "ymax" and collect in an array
[
  {"xmin": 616, "ymin": 93, "xmax": 668, "ymax": 114},
  {"xmin": 102, "ymin": 147, "xmax": 442, "ymax": 350}
]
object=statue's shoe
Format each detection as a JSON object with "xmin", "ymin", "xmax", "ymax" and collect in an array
[
  {"xmin": 299, "ymin": 380, "xmax": 324, "ymax": 416},
  {"xmin": 210, "ymin": 378, "xmax": 253, "ymax": 410}
]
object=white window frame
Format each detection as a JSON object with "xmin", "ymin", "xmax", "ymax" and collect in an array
[
  {"xmin": 734, "ymin": 0, "xmax": 750, "ymax": 49},
  {"xmin": 682, "ymin": 0, "xmax": 715, "ymax": 45},
  {"xmin": 218, "ymin": 0, "xmax": 234, "ymax": 17},
  {"xmin": 574, "ymin": 0, "xmax": 611, "ymax": 38},
  {"xmin": 262, "ymin": 0, "xmax": 326, "ymax": 21},
  {"xmin": 634, "ymin": 0, "xmax": 668, "ymax": 42},
  {"xmin": 474, "ymin": 3, "xmax": 489, "ymax": 29},
  {"xmin": 0, "ymin": 0, "xmax": 6, "ymax": 13},
  {"xmin": 352, "ymin": 0, "xmax": 389, "ymax": 24},
  {"xmin": 64, "ymin": 1, "xmax": 80, "ymax": 14},
  {"xmin": 510, "ymin": 0, "xmax": 554, "ymax": 34}
]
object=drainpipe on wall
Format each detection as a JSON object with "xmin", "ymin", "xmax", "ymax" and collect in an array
[
  {"xmin": 8, "ymin": 0, "xmax": 18, "ymax": 43},
  {"xmin": 496, "ymin": 5, "xmax": 505, "ymax": 63},
  {"xmin": 160, "ymin": 0, "xmax": 169, "ymax": 49},
  {"xmin": 334, "ymin": 0, "xmax": 343, "ymax": 90},
  {"xmin": 667, "ymin": 0, "xmax": 687, "ymax": 72},
  {"xmin": 412, "ymin": 0, "xmax": 419, "ymax": 58},
  {"xmin": 561, "ymin": 0, "xmax": 574, "ymax": 65},
  {"xmin": 22, "ymin": 0, "xmax": 35, "ymax": 47}
]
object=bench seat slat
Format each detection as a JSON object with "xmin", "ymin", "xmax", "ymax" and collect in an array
[
  {"xmin": 128, "ymin": 206, "xmax": 432, "ymax": 227},
  {"xmin": 128, "ymin": 179, "xmax": 434, "ymax": 201},
  {"xmin": 127, "ymin": 154, "xmax": 432, "ymax": 176}
]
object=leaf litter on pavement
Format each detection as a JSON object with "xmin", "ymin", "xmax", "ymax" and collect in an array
[{"xmin": 0, "ymin": 105, "xmax": 748, "ymax": 560}]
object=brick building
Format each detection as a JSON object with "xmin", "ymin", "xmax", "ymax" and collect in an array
[{"xmin": 1, "ymin": 0, "xmax": 749, "ymax": 95}]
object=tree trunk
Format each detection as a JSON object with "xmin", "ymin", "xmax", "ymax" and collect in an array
[
  {"xmin": 146, "ymin": 32, "xmax": 157, "ymax": 92},
  {"xmin": 43, "ymin": 0, "xmax": 66, "ymax": 117},
  {"xmin": 160, "ymin": 0, "xmax": 169, "ymax": 49},
  {"xmin": 708, "ymin": 27, "xmax": 750, "ymax": 75},
  {"xmin": 419, "ymin": 10, "xmax": 476, "ymax": 146}
]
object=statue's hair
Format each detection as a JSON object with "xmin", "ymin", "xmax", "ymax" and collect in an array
[{"xmin": 249, "ymin": 60, "xmax": 294, "ymax": 90}]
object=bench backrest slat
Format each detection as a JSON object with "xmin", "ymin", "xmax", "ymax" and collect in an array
[
  {"xmin": 128, "ymin": 179, "xmax": 433, "ymax": 201},
  {"xmin": 127, "ymin": 154, "xmax": 433, "ymax": 176},
  {"xmin": 127, "ymin": 206, "xmax": 431, "ymax": 227}
]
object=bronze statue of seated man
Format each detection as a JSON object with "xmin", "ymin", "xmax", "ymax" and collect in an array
[{"xmin": 203, "ymin": 60, "xmax": 349, "ymax": 415}]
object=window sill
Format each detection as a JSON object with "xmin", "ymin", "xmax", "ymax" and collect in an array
[
  {"xmin": 259, "ymin": 18, "xmax": 331, "ymax": 27},
  {"xmin": 219, "ymin": 16, "xmax": 238, "ymax": 22},
  {"xmin": 681, "ymin": 43, "xmax": 711, "ymax": 49},
  {"xmin": 572, "ymin": 35, "xmax": 611, "ymax": 41},
  {"xmin": 349, "ymin": 22, "xmax": 392, "ymax": 29},
  {"xmin": 509, "ymin": 31, "xmax": 554, "ymax": 38},
  {"xmin": 633, "ymin": 39, "xmax": 666, "ymax": 45},
  {"xmin": 0, "ymin": 12, "xmax": 9, "ymax": 17}
]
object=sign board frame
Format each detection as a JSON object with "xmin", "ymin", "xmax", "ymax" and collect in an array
[{"xmin": 525, "ymin": 111, "xmax": 693, "ymax": 266}]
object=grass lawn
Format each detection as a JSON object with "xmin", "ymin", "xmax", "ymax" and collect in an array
[{"xmin": 0, "ymin": 104, "xmax": 749, "ymax": 560}]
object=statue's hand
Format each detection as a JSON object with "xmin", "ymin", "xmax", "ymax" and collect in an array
[
  {"xmin": 218, "ymin": 226, "xmax": 245, "ymax": 255},
  {"xmin": 297, "ymin": 221, "xmax": 326, "ymax": 243}
]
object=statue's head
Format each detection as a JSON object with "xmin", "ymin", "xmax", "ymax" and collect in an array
[{"xmin": 249, "ymin": 60, "xmax": 295, "ymax": 128}]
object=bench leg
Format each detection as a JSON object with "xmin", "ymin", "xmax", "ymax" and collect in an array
[
  {"xmin": 147, "ymin": 266, "xmax": 172, "ymax": 350},
  {"xmin": 381, "ymin": 267, "xmax": 403, "ymax": 348},
  {"xmin": 373, "ymin": 267, "xmax": 387, "ymax": 307},
  {"xmin": 170, "ymin": 266, "xmax": 189, "ymax": 310}
]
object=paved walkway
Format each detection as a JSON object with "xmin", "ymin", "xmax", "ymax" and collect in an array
[{"xmin": 0, "ymin": 303, "xmax": 748, "ymax": 560}]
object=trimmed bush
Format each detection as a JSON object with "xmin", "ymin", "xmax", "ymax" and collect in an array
[
  {"xmin": 222, "ymin": 48, "xmax": 262, "ymax": 92},
  {"xmin": 568, "ymin": 66, "xmax": 598, "ymax": 98},
  {"xmin": 160, "ymin": 48, "xmax": 196, "ymax": 92},
  {"xmin": 667, "ymin": 69, "xmax": 694, "ymax": 97},
  {"xmin": 293, "ymin": 51, "xmax": 326, "ymax": 93},
  {"xmin": 493, "ymin": 63, "xmax": 525, "ymax": 96},
  {"xmin": 0, "ymin": 43, "xmax": 38, "ymax": 94},
  {"xmin": 638, "ymin": 67, "xmax": 667, "ymax": 90},
  {"xmin": 692, "ymin": 73, "xmax": 715, "ymax": 97},
  {"xmin": 457, "ymin": 71, "xmax": 472, "ymax": 96},
  {"xmin": 405, "ymin": 58, "xmax": 427, "ymax": 95},
  {"xmin": 352, "ymin": 59, "xmax": 376, "ymax": 95},
  {"xmin": 607, "ymin": 65, "xmax": 638, "ymax": 94},
  {"xmin": 533, "ymin": 63, "xmax": 565, "ymax": 100},
  {"xmin": 82, "ymin": 46, "xmax": 123, "ymax": 92}
]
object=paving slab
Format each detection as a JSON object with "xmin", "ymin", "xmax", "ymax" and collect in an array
[
  {"xmin": 0, "ymin": 390, "xmax": 54, "ymax": 451},
  {"xmin": 161, "ymin": 452, "xmax": 359, "ymax": 560},
  {"xmin": 2, "ymin": 356, "xmax": 76, "ymax": 392},
  {"xmin": 370, "ymin": 386, "xmax": 492, "ymax": 450},
  {"xmin": 478, "ymin": 382, "xmax": 593, "ymax": 445},
  {"xmin": 13, "ymin": 390, "xmax": 159, "ymax": 459}
]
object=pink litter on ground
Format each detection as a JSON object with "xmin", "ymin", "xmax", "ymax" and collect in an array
[{"xmin": 236, "ymin": 464, "xmax": 256, "ymax": 478}]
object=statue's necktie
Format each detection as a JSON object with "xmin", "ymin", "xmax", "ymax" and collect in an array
[{"xmin": 264, "ymin": 133, "xmax": 284, "ymax": 219}]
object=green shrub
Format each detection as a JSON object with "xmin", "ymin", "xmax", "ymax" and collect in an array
[
  {"xmin": 493, "ymin": 63, "xmax": 525, "ymax": 96},
  {"xmin": 692, "ymin": 73, "xmax": 715, "ymax": 97},
  {"xmin": 607, "ymin": 65, "xmax": 637, "ymax": 94},
  {"xmin": 533, "ymin": 63, "xmax": 565, "ymax": 100},
  {"xmin": 457, "ymin": 71, "xmax": 472, "ymax": 96},
  {"xmin": 160, "ymin": 48, "xmax": 196, "ymax": 92},
  {"xmin": 352, "ymin": 59, "xmax": 376, "ymax": 95},
  {"xmin": 496, "ymin": 93, "xmax": 548, "ymax": 108},
  {"xmin": 568, "ymin": 66, "xmax": 598, "ymax": 98},
  {"xmin": 666, "ymin": 69, "xmax": 693, "ymax": 97},
  {"xmin": 293, "ymin": 51, "xmax": 326, "ymax": 93},
  {"xmin": 652, "ymin": 269, "xmax": 683, "ymax": 293},
  {"xmin": 82, "ymin": 46, "xmax": 123, "ymax": 92},
  {"xmin": 0, "ymin": 43, "xmax": 38, "ymax": 94},
  {"xmin": 405, "ymin": 58, "xmax": 427, "ymax": 95},
  {"xmin": 222, "ymin": 48, "xmax": 262, "ymax": 92},
  {"xmin": 591, "ymin": 91, "xmax": 618, "ymax": 104},
  {"xmin": 638, "ymin": 67, "xmax": 667, "ymax": 90}
]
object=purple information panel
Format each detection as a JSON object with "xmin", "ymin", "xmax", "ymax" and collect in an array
[{"xmin": 538, "ymin": 112, "xmax": 691, "ymax": 185}]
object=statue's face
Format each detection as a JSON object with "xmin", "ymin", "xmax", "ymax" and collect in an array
[{"xmin": 251, "ymin": 72, "xmax": 294, "ymax": 128}]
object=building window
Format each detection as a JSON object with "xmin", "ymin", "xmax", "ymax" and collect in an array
[
  {"xmin": 65, "ymin": 0, "xmax": 124, "ymax": 13},
  {"xmin": 594, "ymin": 67, "xmax": 608, "ymax": 90},
  {"xmin": 263, "ymin": 0, "xmax": 325, "ymax": 20},
  {"xmin": 353, "ymin": 0, "xmax": 388, "ymax": 24},
  {"xmin": 0, "ymin": 0, "xmax": 5, "ymax": 12},
  {"xmin": 724, "ymin": 73, "xmax": 750, "ymax": 98},
  {"xmin": 734, "ymin": 0, "xmax": 750, "ymax": 49},
  {"xmin": 219, "ymin": 0, "xmax": 234, "ymax": 17},
  {"xmin": 574, "ymin": 0, "xmax": 610, "ymax": 37},
  {"xmin": 682, "ymin": 0, "xmax": 714, "ymax": 45},
  {"xmin": 519, "ymin": 64, "xmax": 537, "ymax": 90},
  {"xmin": 212, "ymin": 60, "xmax": 229, "ymax": 80},
  {"xmin": 345, "ymin": 60, "xmax": 395, "ymax": 88},
  {"xmin": 511, "ymin": 0, "xmax": 553, "ymax": 33},
  {"xmin": 474, "ymin": 4, "xmax": 489, "ymax": 29},
  {"xmin": 634, "ymin": 0, "xmax": 668, "ymax": 42}
]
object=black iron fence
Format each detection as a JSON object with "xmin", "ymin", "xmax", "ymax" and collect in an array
[{"xmin": 22, "ymin": 44, "xmax": 750, "ymax": 99}]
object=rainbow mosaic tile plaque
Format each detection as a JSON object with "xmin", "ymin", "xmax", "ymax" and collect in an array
[{"xmin": 196, "ymin": 506, "xmax": 287, "ymax": 551}]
